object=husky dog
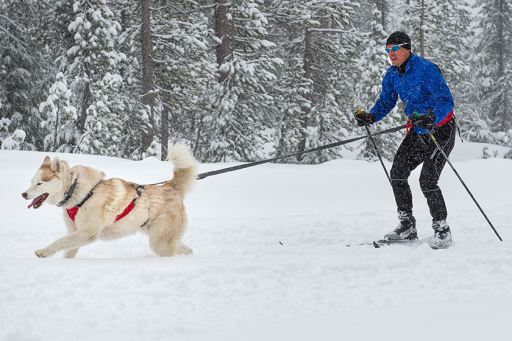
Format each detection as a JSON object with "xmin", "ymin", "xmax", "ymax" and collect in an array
[{"xmin": 22, "ymin": 144, "xmax": 197, "ymax": 258}]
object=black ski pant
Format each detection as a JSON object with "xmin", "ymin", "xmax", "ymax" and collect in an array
[{"xmin": 390, "ymin": 120, "xmax": 456, "ymax": 221}]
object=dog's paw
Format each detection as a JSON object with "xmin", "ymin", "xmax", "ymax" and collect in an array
[{"xmin": 34, "ymin": 248, "xmax": 54, "ymax": 258}]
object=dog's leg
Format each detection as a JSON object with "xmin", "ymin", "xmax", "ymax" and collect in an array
[
  {"xmin": 150, "ymin": 238, "xmax": 193, "ymax": 257},
  {"xmin": 148, "ymin": 216, "xmax": 176, "ymax": 257},
  {"xmin": 149, "ymin": 235, "xmax": 178, "ymax": 257},
  {"xmin": 35, "ymin": 229, "xmax": 98, "ymax": 258},
  {"xmin": 64, "ymin": 249, "xmax": 79, "ymax": 258},
  {"xmin": 63, "ymin": 219, "xmax": 79, "ymax": 259},
  {"xmin": 176, "ymin": 241, "xmax": 193, "ymax": 255},
  {"xmin": 147, "ymin": 215, "xmax": 192, "ymax": 256}
]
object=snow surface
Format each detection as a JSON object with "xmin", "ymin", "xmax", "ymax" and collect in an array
[{"xmin": 1, "ymin": 140, "xmax": 512, "ymax": 341}]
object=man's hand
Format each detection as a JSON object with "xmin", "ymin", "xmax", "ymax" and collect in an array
[
  {"xmin": 412, "ymin": 112, "xmax": 435, "ymax": 131},
  {"xmin": 353, "ymin": 109, "xmax": 375, "ymax": 127}
]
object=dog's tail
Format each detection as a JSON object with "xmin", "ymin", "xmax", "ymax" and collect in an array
[{"xmin": 168, "ymin": 144, "xmax": 198, "ymax": 195}]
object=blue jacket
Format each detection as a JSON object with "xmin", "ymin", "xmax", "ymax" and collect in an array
[{"xmin": 370, "ymin": 53, "xmax": 454, "ymax": 134}]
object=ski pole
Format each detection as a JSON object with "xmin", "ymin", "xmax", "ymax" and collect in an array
[
  {"xmin": 364, "ymin": 125, "xmax": 391, "ymax": 185},
  {"xmin": 428, "ymin": 132, "xmax": 503, "ymax": 241}
]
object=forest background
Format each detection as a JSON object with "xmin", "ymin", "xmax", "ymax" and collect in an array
[{"xmin": 1, "ymin": 0, "xmax": 510, "ymax": 163}]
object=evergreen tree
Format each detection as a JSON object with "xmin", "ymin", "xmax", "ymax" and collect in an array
[
  {"xmin": 207, "ymin": 0, "xmax": 282, "ymax": 162},
  {"xmin": 373, "ymin": 0, "xmax": 390, "ymax": 31},
  {"xmin": 0, "ymin": 0, "xmax": 50, "ymax": 150},
  {"xmin": 268, "ymin": 2, "xmax": 314, "ymax": 161},
  {"xmin": 475, "ymin": 0, "xmax": 512, "ymax": 141},
  {"xmin": 0, "ymin": 0, "xmax": 510, "ymax": 160},
  {"xmin": 46, "ymin": 0, "xmax": 135, "ymax": 157},
  {"xmin": 401, "ymin": 0, "xmax": 473, "ymax": 86},
  {"xmin": 114, "ymin": 0, "xmax": 155, "ymax": 159},
  {"xmin": 39, "ymin": 72, "xmax": 78, "ymax": 152},
  {"xmin": 455, "ymin": 1, "xmax": 490, "ymax": 143},
  {"xmin": 400, "ymin": 0, "xmax": 436, "ymax": 58},
  {"xmin": 354, "ymin": 4, "xmax": 401, "ymax": 161},
  {"xmin": 301, "ymin": 2, "xmax": 360, "ymax": 163},
  {"xmin": 269, "ymin": 1, "xmax": 360, "ymax": 164},
  {"xmin": 151, "ymin": 0, "xmax": 216, "ymax": 161}
]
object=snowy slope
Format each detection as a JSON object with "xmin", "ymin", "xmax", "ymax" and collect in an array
[{"xmin": 1, "ymin": 140, "xmax": 511, "ymax": 341}]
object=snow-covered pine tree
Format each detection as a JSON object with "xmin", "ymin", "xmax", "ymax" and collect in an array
[
  {"xmin": 400, "ymin": 0, "xmax": 437, "ymax": 58},
  {"xmin": 373, "ymin": 0, "xmax": 389, "ymax": 31},
  {"xmin": 0, "ymin": 116, "xmax": 29, "ymax": 150},
  {"xmin": 150, "ymin": 0, "xmax": 216, "ymax": 161},
  {"xmin": 0, "ymin": 0, "xmax": 49, "ymax": 150},
  {"xmin": 39, "ymin": 72, "xmax": 78, "ymax": 152},
  {"xmin": 49, "ymin": 0, "xmax": 133, "ymax": 157},
  {"xmin": 452, "ymin": 0, "xmax": 490, "ymax": 143},
  {"xmin": 271, "ymin": 58, "xmax": 313, "ymax": 162},
  {"xmin": 266, "ymin": 2, "xmax": 314, "ymax": 162},
  {"xmin": 400, "ymin": 0, "xmax": 465, "ymax": 61},
  {"xmin": 35, "ymin": 0, "xmax": 82, "ymax": 154},
  {"xmin": 425, "ymin": 1, "xmax": 472, "ymax": 91},
  {"xmin": 207, "ymin": 0, "xmax": 282, "ymax": 162},
  {"xmin": 353, "ymin": 3, "xmax": 401, "ymax": 161},
  {"xmin": 267, "ymin": 1, "xmax": 362, "ymax": 164},
  {"xmin": 354, "ymin": 0, "xmax": 389, "ymax": 33},
  {"xmin": 0, "ymin": 127, "xmax": 27, "ymax": 150},
  {"xmin": 300, "ymin": 2, "xmax": 360, "ymax": 164},
  {"xmin": 474, "ymin": 0, "xmax": 512, "ymax": 145},
  {"xmin": 400, "ymin": 0, "xmax": 473, "ymax": 90},
  {"xmin": 113, "ymin": 1, "xmax": 156, "ymax": 159}
]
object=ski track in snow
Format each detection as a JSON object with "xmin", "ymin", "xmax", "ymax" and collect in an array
[{"xmin": 1, "ymin": 146, "xmax": 512, "ymax": 341}]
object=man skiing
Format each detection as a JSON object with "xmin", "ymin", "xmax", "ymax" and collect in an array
[{"xmin": 354, "ymin": 31, "xmax": 457, "ymax": 249}]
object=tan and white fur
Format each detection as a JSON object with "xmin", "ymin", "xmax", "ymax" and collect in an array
[{"xmin": 22, "ymin": 144, "xmax": 197, "ymax": 258}]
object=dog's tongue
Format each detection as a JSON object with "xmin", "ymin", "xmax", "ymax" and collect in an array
[
  {"xmin": 28, "ymin": 193, "xmax": 48, "ymax": 209},
  {"xmin": 28, "ymin": 199, "xmax": 37, "ymax": 209}
]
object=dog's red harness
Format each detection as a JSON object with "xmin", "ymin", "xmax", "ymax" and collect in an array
[
  {"xmin": 66, "ymin": 200, "xmax": 136, "ymax": 223},
  {"xmin": 65, "ymin": 183, "xmax": 144, "ymax": 223}
]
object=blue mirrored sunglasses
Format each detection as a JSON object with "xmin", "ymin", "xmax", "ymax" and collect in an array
[{"xmin": 385, "ymin": 43, "xmax": 407, "ymax": 53}]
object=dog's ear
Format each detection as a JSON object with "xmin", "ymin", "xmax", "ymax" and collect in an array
[
  {"xmin": 42, "ymin": 156, "xmax": 51, "ymax": 165},
  {"xmin": 50, "ymin": 157, "xmax": 61, "ymax": 172}
]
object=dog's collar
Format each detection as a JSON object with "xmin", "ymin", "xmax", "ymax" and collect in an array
[{"xmin": 57, "ymin": 178, "xmax": 78, "ymax": 207}]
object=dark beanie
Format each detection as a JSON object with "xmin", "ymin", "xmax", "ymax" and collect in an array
[{"xmin": 386, "ymin": 31, "xmax": 411, "ymax": 50}]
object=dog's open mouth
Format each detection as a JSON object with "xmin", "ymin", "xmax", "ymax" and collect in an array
[{"xmin": 28, "ymin": 193, "xmax": 49, "ymax": 209}]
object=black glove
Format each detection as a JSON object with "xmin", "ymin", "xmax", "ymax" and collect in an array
[
  {"xmin": 411, "ymin": 112, "xmax": 435, "ymax": 131},
  {"xmin": 353, "ymin": 109, "xmax": 375, "ymax": 127}
]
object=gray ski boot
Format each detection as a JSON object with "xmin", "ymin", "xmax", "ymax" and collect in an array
[
  {"xmin": 429, "ymin": 219, "xmax": 452, "ymax": 249},
  {"xmin": 384, "ymin": 211, "xmax": 417, "ymax": 241}
]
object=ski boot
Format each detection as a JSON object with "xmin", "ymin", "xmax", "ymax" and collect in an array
[
  {"xmin": 384, "ymin": 211, "xmax": 418, "ymax": 241},
  {"xmin": 429, "ymin": 219, "xmax": 452, "ymax": 249}
]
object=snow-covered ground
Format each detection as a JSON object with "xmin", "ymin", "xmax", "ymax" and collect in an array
[{"xmin": 1, "ymin": 139, "xmax": 511, "ymax": 341}]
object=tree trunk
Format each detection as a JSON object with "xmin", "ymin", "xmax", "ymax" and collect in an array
[
  {"xmin": 141, "ymin": 0, "xmax": 155, "ymax": 151},
  {"xmin": 496, "ymin": 0, "xmax": 505, "ymax": 79},
  {"xmin": 419, "ymin": 0, "xmax": 425, "ymax": 57},
  {"xmin": 495, "ymin": 0, "xmax": 507, "ymax": 130},
  {"xmin": 161, "ymin": 105, "xmax": 169, "ymax": 161},
  {"xmin": 298, "ymin": 28, "xmax": 313, "ymax": 162},
  {"xmin": 374, "ymin": 0, "xmax": 387, "ymax": 31},
  {"xmin": 53, "ymin": 112, "xmax": 60, "ymax": 152},
  {"xmin": 78, "ymin": 81, "xmax": 90, "ymax": 133},
  {"xmin": 215, "ymin": 0, "xmax": 233, "ymax": 82}
]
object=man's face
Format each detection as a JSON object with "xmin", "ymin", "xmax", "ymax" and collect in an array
[{"xmin": 386, "ymin": 44, "xmax": 411, "ymax": 67}]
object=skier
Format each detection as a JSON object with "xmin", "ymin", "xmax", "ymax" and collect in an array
[{"xmin": 353, "ymin": 31, "xmax": 456, "ymax": 249}]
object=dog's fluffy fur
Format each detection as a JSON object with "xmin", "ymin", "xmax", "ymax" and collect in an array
[{"xmin": 22, "ymin": 144, "xmax": 197, "ymax": 258}]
